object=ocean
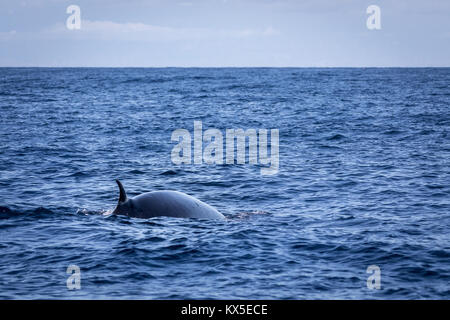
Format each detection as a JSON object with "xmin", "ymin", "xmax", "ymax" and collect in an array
[{"xmin": 0, "ymin": 67, "xmax": 448, "ymax": 299}]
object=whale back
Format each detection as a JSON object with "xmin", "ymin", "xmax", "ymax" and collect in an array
[
  {"xmin": 112, "ymin": 180, "xmax": 225, "ymax": 220},
  {"xmin": 132, "ymin": 190, "xmax": 224, "ymax": 219}
]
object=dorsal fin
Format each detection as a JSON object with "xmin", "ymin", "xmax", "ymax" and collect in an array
[{"xmin": 116, "ymin": 179, "xmax": 127, "ymax": 203}]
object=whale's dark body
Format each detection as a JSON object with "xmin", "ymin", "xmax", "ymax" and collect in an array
[{"xmin": 112, "ymin": 180, "xmax": 225, "ymax": 220}]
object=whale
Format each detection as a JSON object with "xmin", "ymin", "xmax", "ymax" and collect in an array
[{"xmin": 112, "ymin": 180, "xmax": 225, "ymax": 220}]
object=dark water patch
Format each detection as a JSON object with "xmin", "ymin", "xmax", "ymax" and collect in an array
[
  {"xmin": 326, "ymin": 133, "xmax": 346, "ymax": 141},
  {"xmin": 383, "ymin": 129, "xmax": 404, "ymax": 135},
  {"xmin": 0, "ymin": 206, "xmax": 12, "ymax": 214},
  {"xmin": 161, "ymin": 170, "xmax": 178, "ymax": 175},
  {"xmin": 121, "ymin": 77, "xmax": 170, "ymax": 84},
  {"xmin": 129, "ymin": 169, "xmax": 145, "ymax": 174}
]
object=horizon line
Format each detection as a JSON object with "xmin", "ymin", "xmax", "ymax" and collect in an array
[{"xmin": 0, "ymin": 66, "xmax": 449, "ymax": 68}]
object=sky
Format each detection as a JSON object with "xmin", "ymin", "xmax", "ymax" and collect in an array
[{"xmin": 0, "ymin": 0, "xmax": 449, "ymax": 67}]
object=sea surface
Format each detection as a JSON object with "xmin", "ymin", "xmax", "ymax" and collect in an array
[{"xmin": 0, "ymin": 68, "xmax": 449, "ymax": 299}]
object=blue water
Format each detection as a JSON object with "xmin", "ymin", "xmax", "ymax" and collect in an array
[{"xmin": 0, "ymin": 68, "xmax": 449, "ymax": 299}]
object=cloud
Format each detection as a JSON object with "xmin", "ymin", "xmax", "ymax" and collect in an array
[
  {"xmin": 0, "ymin": 20, "xmax": 279, "ymax": 43},
  {"xmin": 76, "ymin": 20, "xmax": 279, "ymax": 41}
]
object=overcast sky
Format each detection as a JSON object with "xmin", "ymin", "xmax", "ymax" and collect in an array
[{"xmin": 0, "ymin": 0, "xmax": 449, "ymax": 67}]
